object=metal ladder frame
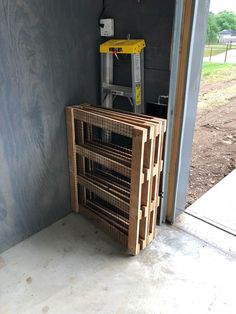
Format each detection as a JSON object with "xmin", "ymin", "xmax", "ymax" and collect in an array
[{"xmin": 101, "ymin": 50, "xmax": 145, "ymax": 114}]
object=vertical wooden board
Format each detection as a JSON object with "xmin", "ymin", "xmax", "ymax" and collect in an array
[
  {"xmin": 153, "ymin": 126, "xmax": 166, "ymax": 238},
  {"xmin": 166, "ymin": 0, "xmax": 194, "ymax": 222},
  {"xmin": 66, "ymin": 107, "xmax": 78, "ymax": 212},
  {"xmin": 86, "ymin": 123, "xmax": 94, "ymax": 199},
  {"xmin": 145, "ymin": 124, "xmax": 160, "ymax": 242},
  {"xmin": 77, "ymin": 120, "xmax": 86, "ymax": 205},
  {"xmin": 128, "ymin": 128, "xmax": 146, "ymax": 255},
  {"xmin": 139, "ymin": 182, "xmax": 149, "ymax": 247},
  {"xmin": 148, "ymin": 123, "xmax": 166, "ymax": 242},
  {"xmin": 148, "ymin": 125, "xmax": 165, "ymax": 242},
  {"xmin": 139, "ymin": 125, "xmax": 155, "ymax": 248}
]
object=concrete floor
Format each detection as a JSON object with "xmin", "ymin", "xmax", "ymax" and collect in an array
[
  {"xmin": 0, "ymin": 213, "xmax": 236, "ymax": 314},
  {"xmin": 186, "ymin": 169, "xmax": 236, "ymax": 235}
]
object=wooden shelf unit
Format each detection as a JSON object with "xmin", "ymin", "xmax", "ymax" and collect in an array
[{"xmin": 66, "ymin": 104, "xmax": 166, "ymax": 255}]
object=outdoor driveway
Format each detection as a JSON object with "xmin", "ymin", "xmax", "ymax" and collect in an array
[{"xmin": 204, "ymin": 49, "xmax": 236, "ymax": 63}]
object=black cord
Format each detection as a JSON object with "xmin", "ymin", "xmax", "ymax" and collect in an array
[{"xmin": 98, "ymin": 0, "xmax": 105, "ymax": 27}]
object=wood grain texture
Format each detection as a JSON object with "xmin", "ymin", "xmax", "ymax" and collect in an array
[
  {"xmin": 128, "ymin": 129, "xmax": 145, "ymax": 255},
  {"xmin": 166, "ymin": 0, "xmax": 194, "ymax": 222},
  {"xmin": 0, "ymin": 0, "xmax": 101, "ymax": 253},
  {"xmin": 66, "ymin": 108, "xmax": 79, "ymax": 212}
]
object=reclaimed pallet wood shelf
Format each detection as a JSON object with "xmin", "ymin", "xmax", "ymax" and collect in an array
[{"xmin": 66, "ymin": 104, "xmax": 166, "ymax": 255}]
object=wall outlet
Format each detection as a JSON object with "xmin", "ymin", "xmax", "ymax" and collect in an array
[{"xmin": 100, "ymin": 19, "xmax": 114, "ymax": 37}]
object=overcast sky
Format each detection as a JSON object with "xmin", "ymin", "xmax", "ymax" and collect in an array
[{"xmin": 210, "ymin": 0, "xmax": 236, "ymax": 13}]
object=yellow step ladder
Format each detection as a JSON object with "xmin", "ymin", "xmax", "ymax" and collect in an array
[{"xmin": 100, "ymin": 39, "xmax": 146, "ymax": 114}]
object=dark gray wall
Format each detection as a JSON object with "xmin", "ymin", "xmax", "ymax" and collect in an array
[
  {"xmin": 103, "ymin": 0, "xmax": 175, "ymax": 110},
  {"xmin": 0, "ymin": 0, "xmax": 101, "ymax": 253},
  {"xmin": 0, "ymin": 0, "xmax": 174, "ymax": 253}
]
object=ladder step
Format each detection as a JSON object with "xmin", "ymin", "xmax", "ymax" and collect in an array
[{"xmin": 103, "ymin": 83, "xmax": 132, "ymax": 97}]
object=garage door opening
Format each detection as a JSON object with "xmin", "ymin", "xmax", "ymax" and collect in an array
[{"xmin": 185, "ymin": 2, "xmax": 236, "ymax": 235}]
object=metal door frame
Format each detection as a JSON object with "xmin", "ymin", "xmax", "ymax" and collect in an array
[{"xmin": 161, "ymin": 0, "xmax": 210, "ymax": 223}]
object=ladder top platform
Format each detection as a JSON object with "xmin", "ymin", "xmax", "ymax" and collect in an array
[{"xmin": 100, "ymin": 39, "xmax": 146, "ymax": 54}]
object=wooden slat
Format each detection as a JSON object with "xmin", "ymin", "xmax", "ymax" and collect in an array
[
  {"xmin": 72, "ymin": 107, "xmax": 134, "ymax": 138},
  {"xmin": 148, "ymin": 127, "xmax": 162, "ymax": 242},
  {"xmin": 93, "ymin": 172, "xmax": 130, "ymax": 194},
  {"xmin": 80, "ymin": 104, "xmax": 156, "ymax": 139},
  {"xmin": 76, "ymin": 144, "xmax": 131, "ymax": 178},
  {"xmin": 66, "ymin": 107, "xmax": 78, "ymax": 212},
  {"xmin": 86, "ymin": 123, "xmax": 94, "ymax": 199},
  {"xmin": 86, "ymin": 173, "xmax": 130, "ymax": 202},
  {"xmin": 148, "ymin": 119, "xmax": 166, "ymax": 242},
  {"xmin": 87, "ymin": 200, "xmax": 129, "ymax": 230},
  {"xmin": 77, "ymin": 120, "xmax": 86, "ymax": 206},
  {"xmin": 139, "ymin": 125, "xmax": 156, "ymax": 249},
  {"xmin": 85, "ymin": 142, "xmax": 131, "ymax": 166},
  {"xmin": 152, "ymin": 139, "xmax": 165, "ymax": 239},
  {"xmin": 96, "ymin": 169, "xmax": 130, "ymax": 189},
  {"xmin": 75, "ymin": 106, "xmax": 148, "ymax": 142},
  {"xmin": 88, "ymin": 141, "xmax": 132, "ymax": 162},
  {"xmin": 80, "ymin": 103, "xmax": 166, "ymax": 131},
  {"xmin": 93, "ymin": 139, "xmax": 132, "ymax": 157},
  {"xmin": 128, "ymin": 128, "xmax": 145, "ymax": 255},
  {"xmin": 78, "ymin": 175, "xmax": 130, "ymax": 214},
  {"xmin": 87, "ymin": 173, "xmax": 130, "ymax": 200}
]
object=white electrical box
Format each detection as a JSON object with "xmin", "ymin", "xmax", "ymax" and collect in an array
[{"xmin": 100, "ymin": 19, "xmax": 114, "ymax": 37}]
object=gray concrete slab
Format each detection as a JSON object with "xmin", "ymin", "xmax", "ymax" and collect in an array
[
  {"xmin": 186, "ymin": 169, "xmax": 236, "ymax": 235},
  {"xmin": 0, "ymin": 213, "xmax": 236, "ymax": 314},
  {"xmin": 175, "ymin": 210, "xmax": 236, "ymax": 257}
]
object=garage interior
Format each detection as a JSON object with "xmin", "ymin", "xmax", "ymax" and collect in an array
[{"xmin": 0, "ymin": 0, "xmax": 235, "ymax": 313}]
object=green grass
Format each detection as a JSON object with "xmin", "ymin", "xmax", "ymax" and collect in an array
[
  {"xmin": 204, "ymin": 48, "xmax": 225, "ymax": 57},
  {"xmin": 199, "ymin": 62, "xmax": 236, "ymax": 110},
  {"xmin": 202, "ymin": 63, "xmax": 236, "ymax": 82}
]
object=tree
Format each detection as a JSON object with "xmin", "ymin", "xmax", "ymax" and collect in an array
[
  {"xmin": 206, "ymin": 12, "xmax": 218, "ymax": 44},
  {"xmin": 206, "ymin": 11, "xmax": 236, "ymax": 44},
  {"xmin": 215, "ymin": 11, "xmax": 236, "ymax": 31}
]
